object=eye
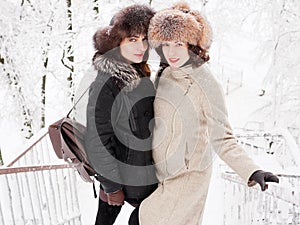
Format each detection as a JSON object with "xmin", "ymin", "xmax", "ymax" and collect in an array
[
  {"xmin": 175, "ymin": 42, "xmax": 183, "ymax": 47},
  {"xmin": 129, "ymin": 37, "xmax": 137, "ymax": 42},
  {"xmin": 162, "ymin": 42, "xmax": 170, "ymax": 47}
]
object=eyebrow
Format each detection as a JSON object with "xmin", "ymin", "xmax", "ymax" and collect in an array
[{"xmin": 130, "ymin": 35, "xmax": 144, "ymax": 38}]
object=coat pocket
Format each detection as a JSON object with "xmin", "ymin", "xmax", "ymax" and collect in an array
[{"xmin": 184, "ymin": 142, "xmax": 190, "ymax": 170}]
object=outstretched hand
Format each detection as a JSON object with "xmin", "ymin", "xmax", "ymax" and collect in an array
[{"xmin": 249, "ymin": 170, "xmax": 279, "ymax": 191}]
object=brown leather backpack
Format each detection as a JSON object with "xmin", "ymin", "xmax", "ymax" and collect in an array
[
  {"xmin": 48, "ymin": 87, "xmax": 97, "ymax": 184},
  {"xmin": 48, "ymin": 116, "xmax": 96, "ymax": 183}
]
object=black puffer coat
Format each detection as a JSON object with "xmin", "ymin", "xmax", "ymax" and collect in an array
[{"xmin": 85, "ymin": 55, "xmax": 157, "ymax": 202}]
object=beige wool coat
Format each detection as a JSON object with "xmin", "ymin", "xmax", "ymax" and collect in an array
[{"xmin": 139, "ymin": 63, "xmax": 261, "ymax": 225}]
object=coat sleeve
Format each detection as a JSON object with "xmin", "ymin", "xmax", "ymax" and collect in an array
[
  {"xmin": 202, "ymin": 72, "xmax": 261, "ymax": 183},
  {"xmin": 85, "ymin": 78, "xmax": 123, "ymax": 193}
]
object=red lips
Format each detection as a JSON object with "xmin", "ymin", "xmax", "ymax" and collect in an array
[
  {"xmin": 168, "ymin": 58, "xmax": 179, "ymax": 63},
  {"xmin": 134, "ymin": 53, "xmax": 144, "ymax": 58}
]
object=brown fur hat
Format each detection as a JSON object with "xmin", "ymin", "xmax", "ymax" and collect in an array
[
  {"xmin": 148, "ymin": 2, "xmax": 212, "ymax": 51},
  {"xmin": 93, "ymin": 4, "xmax": 155, "ymax": 55}
]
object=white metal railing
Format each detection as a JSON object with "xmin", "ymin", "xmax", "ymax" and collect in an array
[
  {"xmin": 236, "ymin": 128, "xmax": 300, "ymax": 169},
  {"xmin": 222, "ymin": 129, "xmax": 300, "ymax": 224},
  {"xmin": 222, "ymin": 172, "xmax": 300, "ymax": 224},
  {"xmin": 0, "ymin": 128, "xmax": 82, "ymax": 225},
  {"xmin": 1, "ymin": 126, "xmax": 300, "ymax": 224}
]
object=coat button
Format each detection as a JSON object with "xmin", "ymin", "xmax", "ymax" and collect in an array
[{"xmin": 144, "ymin": 111, "xmax": 151, "ymax": 117}]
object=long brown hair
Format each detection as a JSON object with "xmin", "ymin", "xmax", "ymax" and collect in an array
[
  {"xmin": 187, "ymin": 44, "xmax": 209, "ymax": 67},
  {"xmin": 133, "ymin": 62, "xmax": 151, "ymax": 77}
]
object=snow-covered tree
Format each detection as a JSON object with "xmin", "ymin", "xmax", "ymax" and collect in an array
[
  {"xmin": 0, "ymin": 0, "xmax": 73, "ymax": 138},
  {"xmin": 1, "ymin": 0, "xmax": 299, "ymax": 161},
  {"xmin": 206, "ymin": 0, "xmax": 300, "ymax": 144}
]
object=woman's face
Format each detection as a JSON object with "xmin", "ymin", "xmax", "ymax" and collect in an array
[
  {"xmin": 120, "ymin": 34, "xmax": 148, "ymax": 63},
  {"xmin": 162, "ymin": 41, "xmax": 190, "ymax": 68}
]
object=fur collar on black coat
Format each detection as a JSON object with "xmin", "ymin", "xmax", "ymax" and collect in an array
[{"xmin": 93, "ymin": 54, "xmax": 141, "ymax": 92}]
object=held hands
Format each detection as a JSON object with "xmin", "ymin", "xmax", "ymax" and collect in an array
[
  {"xmin": 248, "ymin": 170, "xmax": 279, "ymax": 191},
  {"xmin": 106, "ymin": 189, "xmax": 125, "ymax": 206}
]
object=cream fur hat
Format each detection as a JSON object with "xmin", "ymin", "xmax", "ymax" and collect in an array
[{"xmin": 148, "ymin": 2, "xmax": 212, "ymax": 51}]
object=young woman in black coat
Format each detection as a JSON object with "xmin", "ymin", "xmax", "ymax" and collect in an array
[{"xmin": 84, "ymin": 4, "xmax": 157, "ymax": 225}]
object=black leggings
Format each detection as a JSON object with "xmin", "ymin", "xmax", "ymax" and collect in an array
[
  {"xmin": 128, "ymin": 206, "xmax": 140, "ymax": 225},
  {"xmin": 95, "ymin": 198, "xmax": 140, "ymax": 225}
]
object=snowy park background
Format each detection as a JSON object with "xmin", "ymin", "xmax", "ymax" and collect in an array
[{"xmin": 0, "ymin": 0, "xmax": 300, "ymax": 224}]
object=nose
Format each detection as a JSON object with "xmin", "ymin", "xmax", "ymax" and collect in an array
[
  {"xmin": 166, "ymin": 46, "xmax": 175, "ymax": 57},
  {"xmin": 136, "ymin": 39, "xmax": 147, "ymax": 51}
]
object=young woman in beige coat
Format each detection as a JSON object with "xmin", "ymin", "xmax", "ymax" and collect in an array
[{"xmin": 130, "ymin": 3, "xmax": 279, "ymax": 225}]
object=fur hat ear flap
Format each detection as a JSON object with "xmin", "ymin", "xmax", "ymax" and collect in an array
[
  {"xmin": 93, "ymin": 26, "xmax": 121, "ymax": 55},
  {"xmin": 165, "ymin": 2, "xmax": 213, "ymax": 51},
  {"xmin": 189, "ymin": 11, "xmax": 212, "ymax": 51}
]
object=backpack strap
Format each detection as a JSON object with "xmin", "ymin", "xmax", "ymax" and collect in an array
[{"xmin": 66, "ymin": 86, "xmax": 90, "ymax": 118}]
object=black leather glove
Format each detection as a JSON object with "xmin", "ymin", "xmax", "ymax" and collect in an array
[{"xmin": 249, "ymin": 170, "xmax": 279, "ymax": 191}]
